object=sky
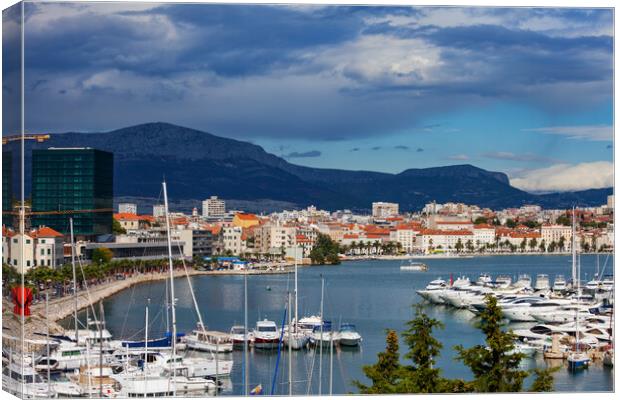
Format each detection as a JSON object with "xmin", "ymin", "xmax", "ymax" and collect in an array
[{"xmin": 2, "ymin": 2, "xmax": 614, "ymax": 192}]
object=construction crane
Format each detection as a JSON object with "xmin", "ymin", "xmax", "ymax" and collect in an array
[{"xmin": 2, "ymin": 133, "xmax": 51, "ymax": 145}]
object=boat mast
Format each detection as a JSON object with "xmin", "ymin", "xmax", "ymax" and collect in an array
[
  {"xmin": 318, "ymin": 275, "xmax": 324, "ymax": 396},
  {"xmin": 244, "ymin": 268, "xmax": 249, "ymax": 396},
  {"xmin": 162, "ymin": 180, "xmax": 178, "ymax": 394},
  {"xmin": 99, "ymin": 300, "xmax": 104, "ymax": 398},
  {"xmin": 288, "ymin": 291, "xmax": 293, "ymax": 396},
  {"xmin": 144, "ymin": 298, "xmax": 149, "ymax": 398},
  {"xmin": 294, "ymin": 246, "xmax": 298, "ymax": 332},
  {"xmin": 46, "ymin": 291, "xmax": 51, "ymax": 395},
  {"xmin": 571, "ymin": 207, "xmax": 577, "ymax": 287},
  {"xmin": 68, "ymin": 218, "xmax": 81, "ymax": 345}
]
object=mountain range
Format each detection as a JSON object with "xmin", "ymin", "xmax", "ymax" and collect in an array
[{"xmin": 8, "ymin": 122, "xmax": 612, "ymax": 212}]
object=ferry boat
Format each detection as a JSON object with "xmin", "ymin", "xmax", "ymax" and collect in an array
[
  {"xmin": 253, "ymin": 319, "xmax": 280, "ymax": 350},
  {"xmin": 400, "ymin": 262, "xmax": 428, "ymax": 271}
]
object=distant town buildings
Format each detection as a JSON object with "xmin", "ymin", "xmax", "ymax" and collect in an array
[
  {"xmin": 372, "ymin": 202, "xmax": 399, "ymax": 219},
  {"xmin": 202, "ymin": 196, "xmax": 226, "ymax": 218},
  {"xmin": 118, "ymin": 202, "xmax": 138, "ymax": 214},
  {"xmin": 153, "ymin": 204, "xmax": 166, "ymax": 218}
]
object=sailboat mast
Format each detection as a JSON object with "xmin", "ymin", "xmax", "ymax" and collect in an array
[
  {"xmin": 318, "ymin": 275, "xmax": 324, "ymax": 396},
  {"xmin": 162, "ymin": 181, "xmax": 178, "ymax": 392},
  {"xmin": 288, "ymin": 291, "xmax": 293, "ymax": 396},
  {"xmin": 244, "ymin": 269, "xmax": 249, "ymax": 396},
  {"xmin": 294, "ymin": 247, "xmax": 298, "ymax": 332},
  {"xmin": 144, "ymin": 298, "xmax": 149, "ymax": 398},
  {"xmin": 70, "ymin": 218, "xmax": 79, "ymax": 344},
  {"xmin": 571, "ymin": 207, "xmax": 577, "ymax": 286}
]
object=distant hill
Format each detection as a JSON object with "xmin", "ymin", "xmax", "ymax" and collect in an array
[{"xmin": 7, "ymin": 122, "xmax": 612, "ymax": 212}]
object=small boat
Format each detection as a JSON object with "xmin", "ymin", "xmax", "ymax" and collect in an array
[
  {"xmin": 68, "ymin": 365, "xmax": 121, "ymax": 398},
  {"xmin": 495, "ymin": 275, "xmax": 512, "ymax": 288},
  {"xmin": 253, "ymin": 319, "xmax": 280, "ymax": 350},
  {"xmin": 229, "ymin": 325, "xmax": 253, "ymax": 348},
  {"xmin": 534, "ymin": 274, "xmax": 551, "ymax": 291},
  {"xmin": 184, "ymin": 328, "xmax": 234, "ymax": 353},
  {"xmin": 283, "ymin": 327, "xmax": 309, "ymax": 350},
  {"xmin": 400, "ymin": 262, "xmax": 428, "ymax": 271},
  {"xmin": 567, "ymin": 351, "xmax": 590, "ymax": 371},
  {"xmin": 600, "ymin": 275, "xmax": 614, "ymax": 291},
  {"xmin": 2, "ymin": 361, "xmax": 57, "ymax": 399},
  {"xmin": 309, "ymin": 322, "xmax": 339, "ymax": 348},
  {"xmin": 553, "ymin": 275, "xmax": 567, "ymax": 292},
  {"xmin": 585, "ymin": 279, "xmax": 601, "ymax": 291},
  {"xmin": 513, "ymin": 274, "xmax": 532, "ymax": 289},
  {"xmin": 338, "ymin": 323, "xmax": 362, "ymax": 346}
]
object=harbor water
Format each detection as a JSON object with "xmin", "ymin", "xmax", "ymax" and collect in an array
[{"xmin": 64, "ymin": 254, "xmax": 614, "ymax": 394}]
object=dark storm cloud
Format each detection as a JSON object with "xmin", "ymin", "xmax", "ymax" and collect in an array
[{"xmin": 18, "ymin": 4, "xmax": 613, "ymax": 141}]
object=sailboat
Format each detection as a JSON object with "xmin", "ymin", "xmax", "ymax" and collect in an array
[
  {"xmin": 283, "ymin": 247, "xmax": 310, "ymax": 350},
  {"xmin": 567, "ymin": 208, "xmax": 591, "ymax": 371}
]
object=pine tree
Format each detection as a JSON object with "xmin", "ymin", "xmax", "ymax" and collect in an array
[
  {"xmin": 455, "ymin": 295, "xmax": 529, "ymax": 392},
  {"xmin": 399, "ymin": 305, "xmax": 446, "ymax": 392},
  {"xmin": 529, "ymin": 367, "xmax": 559, "ymax": 392},
  {"xmin": 353, "ymin": 330, "xmax": 401, "ymax": 394}
]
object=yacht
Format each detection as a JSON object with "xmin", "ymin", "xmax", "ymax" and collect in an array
[
  {"xmin": 400, "ymin": 261, "xmax": 428, "ymax": 271},
  {"xmin": 2, "ymin": 361, "xmax": 57, "ymax": 399},
  {"xmin": 553, "ymin": 275, "xmax": 567, "ymax": 292},
  {"xmin": 309, "ymin": 322, "xmax": 339, "ymax": 348},
  {"xmin": 283, "ymin": 326, "xmax": 309, "ymax": 350},
  {"xmin": 229, "ymin": 325, "xmax": 253, "ymax": 348},
  {"xmin": 337, "ymin": 323, "xmax": 362, "ymax": 347},
  {"xmin": 531, "ymin": 304, "xmax": 594, "ymax": 324},
  {"xmin": 534, "ymin": 274, "xmax": 551, "ymax": 291},
  {"xmin": 500, "ymin": 297, "xmax": 549, "ymax": 322},
  {"xmin": 513, "ymin": 274, "xmax": 532, "ymax": 290},
  {"xmin": 68, "ymin": 365, "xmax": 121, "ymax": 398},
  {"xmin": 506, "ymin": 299, "xmax": 572, "ymax": 322},
  {"xmin": 184, "ymin": 329, "xmax": 234, "ymax": 353},
  {"xmin": 600, "ymin": 275, "xmax": 614, "ymax": 291},
  {"xmin": 476, "ymin": 273, "xmax": 492, "ymax": 285},
  {"xmin": 495, "ymin": 275, "xmax": 512, "ymax": 288},
  {"xmin": 295, "ymin": 316, "xmax": 323, "ymax": 334},
  {"xmin": 415, "ymin": 278, "xmax": 447, "ymax": 301},
  {"xmin": 115, "ymin": 370, "xmax": 215, "ymax": 397},
  {"xmin": 253, "ymin": 319, "xmax": 280, "ymax": 350},
  {"xmin": 35, "ymin": 340, "xmax": 115, "ymax": 372}
]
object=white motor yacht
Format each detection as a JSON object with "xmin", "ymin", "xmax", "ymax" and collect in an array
[
  {"xmin": 416, "ymin": 278, "xmax": 448, "ymax": 302},
  {"xmin": 553, "ymin": 275, "xmax": 567, "ymax": 292},
  {"xmin": 2, "ymin": 361, "xmax": 57, "ymax": 399},
  {"xmin": 534, "ymin": 274, "xmax": 551, "ymax": 291},
  {"xmin": 229, "ymin": 325, "xmax": 253, "ymax": 348},
  {"xmin": 500, "ymin": 297, "xmax": 549, "ymax": 322},
  {"xmin": 308, "ymin": 322, "xmax": 339, "ymax": 348},
  {"xmin": 253, "ymin": 319, "xmax": 281, "ymax": 350},
  {"xmin": 513, "ymin": 274, "xmax": 532, "ymax": 290},
  {"xmin": 337, "ymin": 323, "xmax": 362, "ymax": 347},
  {"xmin": 184, "ymin": 329, "xmax": 234, "ymax": 353}
]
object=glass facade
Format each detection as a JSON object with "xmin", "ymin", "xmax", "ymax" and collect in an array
[{"xmin": 31, "ymin": 148, "xmax": 113, "ymax": 237}]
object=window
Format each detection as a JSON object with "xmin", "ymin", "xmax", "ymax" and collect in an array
[
  {"xmin": 48, "ymin": 249, "xmax": 51, "ymax": 255},
  {"xmin": 26, "ymin": 239, "xmax": 31, "ymax": 244},
  {"xmin": 41, "ymin": 249, "xmax": 45, "ymax": 255},
  {"xmin": 26, "ymin": 260, "xmax": 30, "ymax": 267}
]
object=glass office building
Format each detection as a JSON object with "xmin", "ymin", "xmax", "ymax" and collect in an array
[{"xmin": 32, "ymin": 148, "xmax": 113, "ymax": 237}]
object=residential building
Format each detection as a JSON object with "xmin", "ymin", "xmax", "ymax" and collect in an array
[
  {"xmin": 372, "ymin": 202, "xmax": 399, "ymax": 218},
  {"xmin": 118, "ymin": 203, "xmax": 137, "ymax": 214},
  {"xmin": 221, "ymin": 226, "xmax": 246, "ymax": 255},
  {"xmin": 389, "ymin": 225, "xmax": 416, "ymax": 253},
  {"xmin": 473, "ymin": 224, "xmax": 496, "ymax": 248},
  {"xmin": 33, "ymin": 226, "xmax": 65, "ymax": 268},
  {"xmin": 232, "ymin": 213, "xmax": 260, "ymax": 229},
  {"xmin": 31, "ymin": 148, "xmax": 113, "ymax": 237},
  {"xmin": 418, "ymin": 229, "xmax": 474, "ymax": 253},
  {"xmin": 114, "ymin": 213, "xmax": 141, "ymax": 231},
  {"xmin": 254, "ymin": 223, "xmax": 296, "ymax": 254},
  {"xmin": 540, "ymin": 224, "xmax": 573, "ymax": 250},
  {"xmin": 202, "ymin": 196, "xmax": 226, "ymax": 218},
  {"xmin": 153, "ymin": 204, "xmax": 166, "ymax": 218}
]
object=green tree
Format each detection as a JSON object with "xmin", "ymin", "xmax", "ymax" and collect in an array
[
  {"xmin": 519, "ymin": 239, "xmax": 527, "ymax": 252},
  {"xmin": 399, "ymin": 306, "xmax": 448, "ymax": 393},
  {"xmin": 505, "ymin": 219, "xmax": 517, "ymax": 228},
  {"xmin": 538, "ymin": 239, "xmax": 546, "ymax": 253},
  {"xmin": 455, "ymin": 239, "xmax": 464, "ymax": 253},
  {"xmin": 528, "ymin": 238, "xmax": 537, "ymax": 251},
  {"xmin": 556, "ymin": 215, "xmax": 571, "ymax": 226},
  {"xmin": 354, "ymin": 330, "xmax": 401, "ymax": 394},
  {"xmin": 91, "ymin": 247, "xmax": 113, "ymax": 264},
  {"xmin": 309, "ymin": 234, "xmax": 341, "ymax": 265},
  {"xmin": 455, "ymin": 295, "xmax": 528, "ymax": 392},
  {"xmin": 112, "ymin": 219, "xmax": 126, "ymax": 234},
  {"xmin": 473, "ymin": 217, "xmax": 488, "ymax": 225},
  {"xmin": 529, "ymin": 367, "xmax": 559, "ymax": 392}
]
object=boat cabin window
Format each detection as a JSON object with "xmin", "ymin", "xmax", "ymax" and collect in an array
[
  {"xmin": 62, "ymin": 350, "xmax": 82, "ymax": 357},
  {"xmin": 258, "ymin": 326, "xmax": 277, "ymax": 332}
]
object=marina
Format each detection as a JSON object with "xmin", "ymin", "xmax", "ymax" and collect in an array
[{"xmin": 36, "ymin": 254, "xmax": 612, "ymax": 395}]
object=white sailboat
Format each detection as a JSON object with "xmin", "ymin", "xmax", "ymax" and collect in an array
[{"xmin": 283, "ymin": 247, "xmax": 310, "ymax": 350}]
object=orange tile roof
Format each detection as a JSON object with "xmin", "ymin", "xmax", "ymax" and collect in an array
[
  {"xmin": 436, "ymin": 221, "xmax": 472, "ymax": 225},
  {"xmin": 474, "ymin": 224, "xmax": 494, "ymax": 229},
  {"xmin": 114, "ymin": 213, "xmax": 141, "ymax": 221},
  {"xmin": 343, "ymin": 234, "xmax": 359, "ymax": 239},
  {"xmin": 236, "ymin": 213, "xmax": 259, "ymax": 221},
  {"xmin": 35, "ymin": 226, "xmax": 64, "ymax": 238}
]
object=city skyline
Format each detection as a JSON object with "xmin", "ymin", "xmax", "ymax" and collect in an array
[{"xmin": 2, "ymin": 3, "xmax": 613, "ymax": 193}]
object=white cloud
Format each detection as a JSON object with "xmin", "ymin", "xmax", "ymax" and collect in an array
[
  {"xmin": 524, "ymin": 125, "xmax": 612, "ymax": 141},
  {"xmin": 510, "ymin": 161, "xmax": 613, "ymax": 192},
  {"xmin": 447, "ymin": 154, "xmax": 469, "ymax": 161}
]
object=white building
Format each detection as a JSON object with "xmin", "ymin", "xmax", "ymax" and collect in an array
[
  {"xmin": 372, "ymin": 202, "xmax": 399, "ymax": 218},
  {"xmin": 118, "ymin": 202, "xmax": 137, "ymax": 214},
  {"xmin": 473, "ymin": 224, "xmax": 496, "ymax": 248},
  {"xmin": 153, "ymin": 204, "xmax": 166, "ymax": 218},
  {"xmin": 202, "ymin": 196, "xmax": 226, "ymax": 218},
  {"xmin": 607, "ymin": 195, "xmax": 614, "ymax": 210},
  {"xmin": 33, "ymin": 227, "xmax": 65, "ymax": 268},
  {"xmin": 418, "ymin": 230, "xmax": 474, "ymax": 253},
  {"xmin": 540, "ymin": 224, "xmax": 572, "ymax": 250},
  {"xmin": 254, "ymin": 223, "xmax": 296, "ymax": 254},
  {"xmin": 221, "ymin": 226, "xmax": 246, "ymax": 255},
  {"xmin": 3, "ymin": 226, "xmax": 65, "ymax": 273},
  {"xmin": 389, "ymin": 227, "xmax": 416, "ymax": 254}
]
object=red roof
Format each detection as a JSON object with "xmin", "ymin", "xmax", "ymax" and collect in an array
[
  {"xmin": 436, "ymin": 221, "xmax": 472, "ymax": 225},
  {"xmin": 235, "ymin": 213, "xmax": 259, "ymax": 221},
  {"xmin": 114, "ymin": 213, "xmax": 140, "ymax": 221},
  {"xmin": 3, "ymin": 225, "xmax": 15, "ymax": 238},
  {"xmin": 35, "ymin": 226, "xmax": 64, "ymax": 238},
  {"xmin": 474, "ymin": 224, "xmax": 494, "ymax": 229},
  {"xmin": 343, "ymin": 234, "xmax": 359, "ymax": 239}
]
